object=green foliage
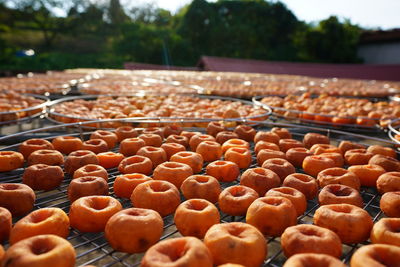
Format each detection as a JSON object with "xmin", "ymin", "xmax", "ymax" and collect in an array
[
  {"xmin": 176, "ymin": 0, "xmax": 301, "ymax": 65},
  {"xmin": 108, "ymin": 0, "xmax": 129, "ymax": 25},
  {"xmin": 294, "ymin": 16, "xmax": 362, "ymax": 63},
  {"xmin": 0, "ymin": 0, "xmax": 364, "ymax": 71}
]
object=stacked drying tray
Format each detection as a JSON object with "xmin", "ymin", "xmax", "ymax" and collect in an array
[{"xmin": 1, "ymin": 69, "xmax": 400, "ymax": 267}]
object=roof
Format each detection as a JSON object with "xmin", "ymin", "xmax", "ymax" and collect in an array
[
  {"xmin": 197, "ymin": 56, "xmax": 400, "ymax": 81},
  {"xmin": 360, "ymin": 29, "xmax": 400, "ymax": 44},
  {"xmin": 124, "ymin": 62, "xmax": 198, "ymax": 71}
]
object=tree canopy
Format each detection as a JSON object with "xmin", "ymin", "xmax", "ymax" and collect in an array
[{"xmin": 0, "ymin": 0, "xmax": 363, "ymax": 71}]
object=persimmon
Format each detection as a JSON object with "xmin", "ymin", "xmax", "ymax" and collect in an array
[
  {"xmin": 160, "ymin": 142, "xmax": 186, "ymax": 160},
  {"xmin": 221, "ymin": 139, "xmax": 249, "ymax": 154},
  {"xmin": 240, "ymin": 168, "xmax": 281, "ymax": 196},
  {"xmin": 114, "ymin": 173, "xmax": 152, "ymax": 199},
  {"xmin": 348, "ymin": 164, "xmax": 385, "ymax": 187},
  {"xmin": 90, "ymin": 130, "xmax": 118, "ymax": 149},
  {"xmin": 10, "ymin": 208, "xmax": 70, "ymax": 245},
  {"xmin": 165, "ymin": 134, "xmax": 189, "ymax": 147},
  {"xmin": 2, "ymin": 235, "xmax": 76, "ymax": 267},
  {"xmin": 105, "ymin": 208, "xmax": 163, "ymax": 253},
  {"xmin": 52, "ymin": 136, "xmax": 83, "ymax": 155},
  {"xmin": 19, "ymin": 138, "xmax": 54, "ymax": 159},
  {"xmin": 27, "ymin": 149, "xmax": 64, "ymax": 166},
  {"xmin": 96, "ymin": 151, "xmax": 124, "ymax": 169},
  {"xmin": 115, "ymin": 126, "xmax": 138, "ymax": 141},
  {"xmin": 265, "ymin": 187, "xmax": 307, "ymax": 216},
  {"xmin": 206, "ymin": 160, "xmax": 240, "ymax": 182},
  {"xmin": 302, "ymin": 155, "xmax": 336, "ymax": 177},
  {"xmin": 262, "ymin": 158, "xmax": 295, "ymax": 181},
  {"xmin": 119, "ymin": 137, "xmax": 146, "ymax": 156},
  {"xmin": 174, "ymin": 199, "xmax": 220, "ymax": 238},
  {"xmin": 234, "ymin": 125, "xmax": 256, "ymax": 142},
  {"xmin": 0, "ymin": 151, "xmax": 24, "ymax": 172},
  {"xmin": 170, "ymin": 151, "xmax": 204, "ymax": 173},
  {"xmin": 281, "ymin": 224, "xmax": 342, "ymax": 258},
  {"xmin": 279, "ymin": 139, "xmax": 304, "ymax": 153},
  {"xmin": 283, "ymin": 173, "xmax": 318, "ymax": 200},
  {"xmin": 67, "ymin": 176, "xmax": 109, "ymax": 203},
  {"xmin": 219, "ymin": 185, "xmax": 258, "ymax": 216},
  {"xmin": 196, "ymin": 141, "xmax": 222, "ymax": 162},
  {"xmin": 0, "ymin": 183, "xmax": 35, "ymax": 217},
  {"xmin": 73, "ymin": 164, "xmax": 108, "ymax": 181},
  {"xmin": 257, "ymin": 148, "xmax": 286, "ymax": 166},
  {"xmin": 224, "ymin": 147, "xmax": 251, "ymax": 169},
  {"xmin": 286, "ymin": 147, "xmax": 313, "ymax": 168},
  {"xmin": 118, "ymin": 155, "xmax": 153, "ymax": 175},
  {"xmin": 204, "ymin": 222, "xmax": 266, "ymax": 267},
  {"xmin": 138, "ymin": 133, "xmax": 163, "ymax": 147},
  {"xmin": 0, "ymin": 207, "xmax": 11, "ymax": 243},
  {"xmin": 180, "ymin": 175, "xmax": 221, "ymax": 203},
  {"xmin": 141, "ymin": 237, "xmax": 213, "ymax": 267},
  {"xmin": 64, "ymin": 150, "xmax": 98, "ymax": 174},
  {"xmin": 314, "ymin": 204, "xmax": 373, "ymax": 244},
  {"xmin": 23, "ymin": 164, "xmax": 64, "ymax": 191},
  {"xmin": 153, "ymin": 161, "xmax": 193, "ymax": 188},
  {"xmin": 318, "ymin": 184, "xmax": 363, "ymax": 207},
  {"xmin": 131, "ymin": 180, "xmax": 180, "ymax": 217},
  {"xmin": 69, "ymin": 196, "xmax": 122, "ymax": 232},
  {"xmin": 246, "ymin": 196, "xmax": 297, "ymax": 236},
  {"xmin": 317, "ymin": 167, "xmax": 360, "ymax": 190},
  {"xmin": 137, "ymin": 146, "xmax": 167, "ymax": 168},
  {"xmin": 81, "ymin": 139, "xmax": 108, "ymax": 154}
]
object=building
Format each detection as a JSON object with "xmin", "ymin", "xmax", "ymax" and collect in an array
[
  {"xmin": 197, "ymin": 56, "xmax": 400, "ymax": 81},
  {"xmin": 124, "ymin": 62, "xmax": 198, "ymax": 71},
  {"xmin": 358, "ymin": 29, "xmax": 400, "ymax": 64}
]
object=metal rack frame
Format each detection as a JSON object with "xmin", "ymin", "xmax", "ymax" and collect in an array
[
  {"xmin": 45, "ymin": 94, "xmax": 272, "ymax": 127},
  {"xmin": 0, "ymin": 119, "xmax": 396, "ymax": 266},
  {"xmin": 387, "ymin": 118, "xmax": 400, "ymax": 145},
  {"xmin": 77, "ymin": 77, "xmax": 205, "ymax": 96},
  {"xmin": 252, "ymin": 95, "xmax": 387, "ymax": 133},
  {"xmin": 0, "ymin": 93, "xmax": 50, "ymax": 126}
]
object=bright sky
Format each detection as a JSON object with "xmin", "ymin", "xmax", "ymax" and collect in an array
[{"xmin": 150, "ymin": 0, "xmax": 400, "ymax": 30}]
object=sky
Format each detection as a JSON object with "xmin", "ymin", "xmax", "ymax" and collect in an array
[{"xmin": 148, "ymin": 0, "xmax": 400, "ymax": 30}]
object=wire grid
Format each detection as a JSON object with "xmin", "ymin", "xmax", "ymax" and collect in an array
[
  {"xmin": 45, "ymin": 94, "xmax": 272, "ymax": 128},
  {"xmin": 0, "ymin": 94, "xmax": 49, "ymax": 127},
  {"xmin": 0, "ymin": 125, "xmax": 391, "ymax": 267},
  {"xmin": 252, "ymin": 96, "xmax": 387, "ymax": 134}
]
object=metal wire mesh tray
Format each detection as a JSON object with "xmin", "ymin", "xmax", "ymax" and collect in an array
[
  {"xmin": 0, "ymin": 119, "xmax": 396, "ymax": 266},
  {"xmin": 0, "ymin": 93, "xmax": 49, "ymax": 126},
  {"xmin": 131, "ymin": 71, "xmax": 400, "ymax": 99},
  {"xmin": 252, "ymin": 95, "xmax": 394, "ymax": 132},
  {"xmin": 77, "ymin": 79, "xmax": 204, "ymax": 96},
  {"xmin": 387, "ymin": 118, "xmax": 400, "ymax": 145},
  {"xmin": 0, "ymin": 71, "xmax": 91, "ymax": 97},
  {"xmin": 9, "ymin": 84, "xmax": 72, "ymax": 98},
  {"xmin": 46, "ymin": 94, "xmax": 271, "ymax": 127}
]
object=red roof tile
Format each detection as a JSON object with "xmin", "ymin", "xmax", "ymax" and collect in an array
[
  {"xmin": 197, "ymin": 56, "xmax": 400, "ymax": 81},
  {"xmin": 124, "ymin": 62, "xmax": 198, "ymax": 71},
  {"xmin": 360, "ymin": 29, "xmax": 400, "ymax": 44}
]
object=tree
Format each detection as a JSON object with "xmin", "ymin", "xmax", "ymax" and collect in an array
[
  {"xmin": 108, "ymin": 0, "xmax": 129, "ymax": 26},
  {"xmin": 77, "ymin": 4, "xmax": 106, "ymax": 32},
  {"xmin": 178, "ymin": 0, "xmax": 300, "ymax": 64},
  {"xmin": 129, "ymin": 3, "xmax": 172, "ymax": 26},
  {"xmin": 295, "ymin": 16, "xmax": 362, "ymax": 63},
  {"xmin": 3, "ymin": 0, "xmax": 69, "ymax": 48},
  {"xmin": 0, "ymin": 0, "xmax": 365, "ymax": 71}
]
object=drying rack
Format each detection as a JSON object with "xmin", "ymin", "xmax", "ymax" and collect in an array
[
  {"xmin": 0, "ymin": 119, "xmax": 396, "ymax": 266},
  {"xmin": 45, "ymin": 94, "xmax": 271, "ymax": 128},
  {"xmin": 387, "ymin": 118, "xmax": 400, "ymax": 146},
  {"xmin": 0, "ymin": 94, "xmax": 49, "ymax": 126},
  {"xmin": 252, "ymin": 95, "xmax": 389, "ymax": 133}
]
